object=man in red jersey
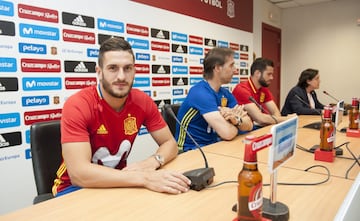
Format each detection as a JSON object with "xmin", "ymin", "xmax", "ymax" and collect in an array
[
  {"xmin": 232, "ymin": 58, "xmax": 289, "ymax": 127},
  {"xmin": 53, "ymin": 37, "xmax": 190, "ymax": 196}
]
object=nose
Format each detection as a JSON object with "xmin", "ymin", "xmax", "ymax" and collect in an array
[
  {"xmin": 116, "ymin": 68, "xmax": 126, "ymax": 81},
  {"xmin": 233, "ymin": 68, "xmax": 239, "ymax": 75}
]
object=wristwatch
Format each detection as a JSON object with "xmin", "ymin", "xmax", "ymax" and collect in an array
[
  {"xmin": 153, "ymin": 154, "xmax": 164, "ymax": 169},
  {"xmin": 235, "ymin": 116, "xmax": 243, "ymax": 126}
]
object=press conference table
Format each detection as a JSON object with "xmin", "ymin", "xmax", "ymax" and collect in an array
[
  {"xmin": 1, "ymin": 116, "xmax": 359, "ymax": 221},
  {"xmin": 0, "ymin": 152, "xmax": 355, "ymax": 221},
  {"xmin": 204, "ymin": 115, "xmax": 360, "ymax": 180}
]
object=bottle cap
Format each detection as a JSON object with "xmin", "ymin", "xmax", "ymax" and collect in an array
[
  {"xmin": 323, "ymin": 105, "xmax": 332, "ymax": 119},
  {"xmin": 352, "ymin": 98, "xmax": 359, "ymax": 107},
  {"xmin": 244, "ymin": 136, "xmax": 257, "ymax": 162}
]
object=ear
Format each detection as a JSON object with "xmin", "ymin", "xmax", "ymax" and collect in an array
[
  {"xmin": 214, "ymin": 64, "xmax": 222, "ymax": 73},
  {"xmin": 96, "ymin": 66, "xmax": 102, "ymax": 80},
  {"xmin": 254, "ymin": 70, "xmax": 261, "ymax": 78}
]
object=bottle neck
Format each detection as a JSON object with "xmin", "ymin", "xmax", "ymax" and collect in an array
[
  {"xmin": 323, "ymin": 108, "xmax": 332, "ymax": 119},
  {"xmin": 243, "ymin": 136, "xmax": 258, "ymax": 169},
  {"xmin": 351, "ymin": 98, "xmax": 359, "ymax": 110},
  {"xmin": 242, "ymin": 162, "xmax": 258, "ymax": 171},
  {"xmin": 244, "ymin": 145, "xmax": 257, "ymax": 163}
]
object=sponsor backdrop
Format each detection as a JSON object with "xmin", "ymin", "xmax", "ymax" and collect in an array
[{"xmin": 0, "ymin": 0, "xmax": 253, "ymax": 213}]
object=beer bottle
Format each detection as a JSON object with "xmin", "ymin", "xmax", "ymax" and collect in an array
[
  {"xmin": 237, "ymin": 136, "xmax": 263, "ymax": 221},
  {"xmin": 348, "ymin": 98, "xmax": 359, "ymax": 130},
  {"xmin": 319, "ymin": 105, "xmax": 335, "ymax": 151}
]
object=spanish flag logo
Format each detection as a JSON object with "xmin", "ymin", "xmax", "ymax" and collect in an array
[{"xmin": 124, "ymin": 114, "xmax": 138, "ymax": 135}]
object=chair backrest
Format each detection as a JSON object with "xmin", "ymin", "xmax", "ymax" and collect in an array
[
  {"xmin": 30, "ymin": 120, "xmax": 62, "ymax": 197},
  {"xmin": 161, "ymin": 103, "xmax": 181, "ymax": 138}
]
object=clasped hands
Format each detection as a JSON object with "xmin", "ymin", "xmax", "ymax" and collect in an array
[{"xmin": 219, "ymin": 104, "xmax": 248, "ymax": 126}]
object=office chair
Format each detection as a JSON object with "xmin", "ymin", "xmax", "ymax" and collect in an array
[
  {"xmin": 161, "ymin": 103, "xmax": 181, "ymax": 138},
  {"xmin": 30, "ymin": 120, "xmax": 62, "ymax": 204}
]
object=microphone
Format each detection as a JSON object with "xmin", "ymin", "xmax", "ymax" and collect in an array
[
  {"xmin": 164, "ymin": 104, "xmax": 215, "ymax": 191},
  {"xmin": 249, "ymin": 96, "xmax": 278, "ymax": 123},
  {"xmin": 323, "ymin": 90, "xmax": 339, "ymax": 103},
  {"xmin": 294, "ymin": 94, "xmax": 323, "ymax": 117},
  {"xmin": 323, "ymin": 90, "xmax": 349, "ymax": 116},
  {"xmin": 249, "ymin": 96, "xmax": 269, "ymax": 114},
  {"xmin": 295, "ymin": 94, "xmax": 323, "ymax": 130}
]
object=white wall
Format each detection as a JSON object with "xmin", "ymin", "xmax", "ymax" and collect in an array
[
  {"xmin": 253, "ymin": 0, "xmax": 282, "ymax": 58},
  {"xmin": 281, "ymin": 0, "xmax": 360, "ymax": 106},
  {"xmin": 255, "ymin": 0, "xmax": 359, "ymax": 107}
]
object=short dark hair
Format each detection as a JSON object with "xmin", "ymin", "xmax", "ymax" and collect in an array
[
  {"xmin": 98, "ymin": 37, "xmax": 135, "ymax": 68},
  {"xmin": 203, "ymin": 47, "xmax": 234, "ymax": 79},
  {"xmin": 297, "ymin": 68, "xmax": 319, "ymax": 88},
  {"xmin": 250, "ymin": 58, "xmax": 274, "ymax": 76}
]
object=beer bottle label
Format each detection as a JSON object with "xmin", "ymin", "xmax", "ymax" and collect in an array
[
  {"xmin": 248, "ymin": 182, "xmax": 263, "ymax": 219},
  {"xmin": 353, "ymin": 113, "xmax": 359, "ymax": 123},
  {"xmin": 326, "ymin": 127, "xmax": 335, "ymax": 145}
]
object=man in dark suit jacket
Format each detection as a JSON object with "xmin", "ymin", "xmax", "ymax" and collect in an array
[{"xmin": 281, "ymin": 68, "xmax": 324, "ymax": 116}]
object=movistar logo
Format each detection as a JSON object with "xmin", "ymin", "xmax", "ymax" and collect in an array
[
  {"xmin": 127, "ymin": 38, "xmax": 149, "ymax": 50},
  {"xmin": 22, "ymin": 77, "xmax": 62, "ymax": 91},
  {"xmin": 172, "ymin": 66, "xmax": 188, "ymax": 74},
  {"xmin": 218, "ymin": 40, "xmax": 228, "ymax": 48},
  {"xmin": 0, "ymin": 57, "xmax": 16, "ymax": 72},
  {"xmin": 0, "ymin": 112, "xmax": 20, "ymax": 129},
  {"xmin": 19, "ymin": 23, "xmax": 59, "ymax": 40},
  {"xmin": 171, "ymin": 32, "xmax": 187, "ymax": 42},
  {"xmin": 234, "ymin": 53, "xmax": 240, "ymax": 59},
  {"xmin": 189, "ymin": 46, "xmax": 203, "ymax": 55},
  {"xmin": 98, "ymin": 18, "xmax": 124, "ymax": 33},
  {"xmin": 190, "ymin": 77, "xmax": 202, "ymax": 85},
  {"xmin": 0, "ymin": 1, "xmax": 14, "ymax": 16},
  {"xmin": 133, "ymin": 77, "xmax": 150, "ymax": 88}
]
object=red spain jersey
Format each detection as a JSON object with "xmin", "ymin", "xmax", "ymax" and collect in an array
[
  {"xmin": 52, "ymin": 85, "xmax": 166, "ymax": 195},
  {"xmin": 232, "ymin": 78, "xmax": 274, "ymax": 116}
]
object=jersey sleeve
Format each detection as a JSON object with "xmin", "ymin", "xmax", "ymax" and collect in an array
[{"xmin": 61, "ymin": 91, "xmax": 93, "ymax": 144}]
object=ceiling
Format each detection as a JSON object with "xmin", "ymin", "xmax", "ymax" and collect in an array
[{"xmin": 268, "ymin": 0, "xmax": 337, "ymax": 9}]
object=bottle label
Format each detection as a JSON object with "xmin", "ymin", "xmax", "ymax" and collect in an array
[
  {"xmin": 248, "ymin": 182, "xmax": 263, "ymax": 218},
  {"xmin": 354, "ymin": 113, "xmax": 359, "ymax": 122},
  {"xmin": 327, "ymin": 129, "xmax": 335, "ymax": 145},
  {"xmin": 327, "ymin": 135, "xmax": 335, "ymax": 143}
]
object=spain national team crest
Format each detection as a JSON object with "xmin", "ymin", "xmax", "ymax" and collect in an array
[
  {"xmin": 221, "ymin": 97, "xmax": 228, "ymax": 107},
  {"xmin": 260, "ymin": 92, "xmax": 265, "ymax": 103},
  {"xmin": 124, "ymin": 114, "xmax": 138, "ymax": 135}
]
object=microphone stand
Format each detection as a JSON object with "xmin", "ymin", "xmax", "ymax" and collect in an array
[
  {"xmin": 323, "ymin": 90, "xmax": 339, "ymax": 102},
  {"xmin": 249, "ymin": 96, "xmax": 278, "ymax": 124},
  {"xmin": 164, "ymin": 104, "xmax": 215, "ymax": 191},
  {"xmin": 323, "ymin": 91, "xmax": 348, "ymax": 116}
]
